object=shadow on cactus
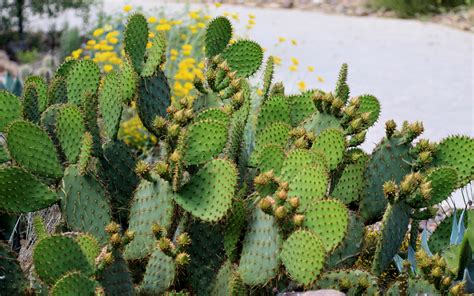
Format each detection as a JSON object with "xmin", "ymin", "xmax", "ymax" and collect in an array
[{"xmin": 0, "ymin": 12, "xmax": 473, "ymax": 295}]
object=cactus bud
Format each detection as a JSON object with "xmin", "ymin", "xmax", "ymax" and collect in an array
[
  {"xmin": 344, "ymin": 105, "xmax": 356, "ymax": 118},
  {"xmin": 222, "ymin": 105, "xmax": 233, "ymax": 115},
  {"xmin": 358, "ymin": 276, "xmax": 370, "ymax": 289},
  {"xmin": 306, "ymin": 132, "xmax": 316, "ymax": 142},
  {"xmin": 383, "ymin": 181, "xmax": 399, "ymax": 203},
  {"xmin": 173, "ymin": 109, "xmax": 185, "ymax": 123},
  {"xmin": 231, "ymin": 78, "xmax": 242, "ymax": 89},
  {"xmin": 123, "ymin": 230, "xmax": 135, "ymax": 245},
  {"xmin": 184, "ymin": 109, "xmax": 193, "ymax": 119},
  {"xmin": 103, "ymin": 252, "xmax": 114, "ymax": 265},
  {"xmin": 280, "ymin": 182, "xmax": 289, "ymax": 191},
  {"xmin": 449, "ymin": 282, "xmax": 464, "ymax": 296},
  {"xmin": 339, "ymin": 278, "xmax": 352, "ymax": 290},
  {"xmin": 105, "ymin": 222, "xmax": 120, "ymax": 234},
  {"xmin": 431, "ymin": 266, "xmax": 442, "ymax": 278},
  {"xmin": 254, "ymin": 174, "xmax": 268, "ymax": 186},
  {"xmin": 292, "ymin": 214, "xmax": 305, "ymax": 226},
  {"xmin": 175, "ymin": 252, "xmax": 190, "ymax": 267},
  {"xmin": 263, "ymin": 170, "xmax": 274, "ymax": 180},
  {"xmin": 349, "ymin": 118, "xmax": 363, "ymax": 131},
  {"xmin": 276, "ymin": 190, "xmax": 288, "ymax": 201},
  {"xmin": 274, "ymin": 206, "xmax": 288, "ymax": 219},
  {"xmin": 288, "ymin": 197, "xmax": 300, "ymax": 209},
  {"xmin": 441, "ymin": 276, "xmax": 452, "ymax": 287},
  {"xmin": 409, "ymin": 121, "xmax": 424, "ymax": 137},
  {"xmin": 290, "ymin": 127, "xmax": 306, "ymax": 138},
  {"xmin": 227, "ymin": 70, "xmax": 237, "ymax": 80},
  {"xmin": 151, "ymin": 223, "xmax": 163, "ymax": 238},
  {"xmin": 135, "ymin": 160, "xmax": 151, "ymax": 179},
  {"xmin": 153, "ymin": 116, "xmax": 167, "ymax": 131},
  {"xmin": 418, "ymin": 151, "xmax": 432, "ymax": 165},
  {"xmin": 157, "ymin": 237, "xmax": 173, "ymax": 252},
  {"xmin": 294, "ymin": 136, "xmax": 308, "ymax": 148},
  {"xmin": 331, "ymin": 98, "xmax": 344, "ymax": 113},
  {"xmin": 170, "ymin": 151, "xmax": 181, "ymax": 163},
  {"xmin": 153, "ymin": 161, "xmax": 169, "ymax": 176},
  {"xmin": 218, "ymin": 60, "xmax": 229, "ymax": 71},
  {"xmin": 385, "ymin": 120, "xmax": 397, "ymax": 138},
  {"xmin": 258, "ymin": 196, "xmax": 275, "ymax": 213},
  {"xmin": 167, "ymin": 124, "xmax": 180, "ymax": 138},
  {"xmin": 109, "ymin": 233, "xmax": 121, "ymax": 247},
  {"xmin": 176, "ymin": 233, "xmax": 191, "ymax": 248},
  {"xmin": 420, "ymin": 181, "xmax": 432, "ymax": 200}
]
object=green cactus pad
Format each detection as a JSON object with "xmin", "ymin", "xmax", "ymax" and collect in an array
[
  {"xmin": 22, "ymin": 81, "xmax": 41, "ymax": 123},
  {"xmin": 372, "ymin": 202, "xmax": 411, "ymax": 275},
  {"xmin": 142, "ymin": 32, "xmax": 167, "ymax": 77},
  {"xmin": 174, "ymin": 159, "xmax": 236, "ymax": 222},
  {"xmin": 67, "ymin": 59, "xmax": 100, "ymax": 106},
  {"xmin": 287, "ymin": 165, "xmax": 328, "ymax": 210},
  {"xmin": 424, "ymin": 166, "xmax": 458, "ymax": 206},
  {"xmin": 327, "ymin": 213, "xmax": 365, "ymax": 269},
  {"xmin": 281, "ymin": 230, "xmax": 325, "ymax": 285},
  {"xmin": 211, "ymin": 261, "xmax": 247, "ymax": 296},
  {"xmin": 50, "ymin": 272, "xmax": 99, "ymax": 296},
  {"xmin": 97, "ymin": 251, "xmax": 134, "ymax": 296},
  {"xmin": 386, "ymin": 278, "xmax": 438, "ymax": 295},
  {"xmin": 137, "ymin": 71, "xmax": 171, "ymax": 133},
  {"xmin": 303, "ymin": 112, "xmax": 342, "ymax": 136},
  {"xmin": 119, "ymin": 57, "xmax": 138, "ymax": 103},
  {"xmin": 256, "ymin": 95, "xmax": 290, "ymax": 132},
  {"xmin": 0, "ymin": 145, "xmax": 9, "ymax": 163},
  {"xmin": 312, "ymin": 128, "xmax": 345, "ymax": 170},
  {"xmin": 331, "ymin": 153, "xmax": 368, "ymax": 205},
  {"xmin": 223, "ymin": 200, "xmax": 247, "ymax": 261},
  {"xmin": 0, "ymin": 90, "xmax": 21, "ymax": 131},
  {"xmin": 25, "ymin": 76, "xmax": 48, "ymax": 112},
  {"xmin": 56, "ymin": 105, "xmax": 85, "ymax": 163},
  {"xmin": 78, "ymin": 132, "xmax": 93, "ymax": 175},
  {"xmin": 33, "ymin": 235, "xmax": 94, "ymax": 285},
  {"xmin": 47, "ymin": 75, "xmax": 68, "ymax": 105},
  {"xmin": 357, "ymin": 94, "xmax": 381, "ymax": 127},
  {"xmin": 288, "ymin": 91, "xmax": 317, "ymax": 126},
  {"xmin": 40, "ymin": 104, "xmax": 62, "ymax": 141},
  {"xmin": 6, "ymin": 120, "xmax": 63, "ymax": 179},
  {"xmin": 124, "ymin": 13, "xmax": 148, "ymax": 73},
  {"xmin": 257, "ymin": 144, "xmax": 286, "ymax": 175},
  {"xmin": 250, "ymin": 122, "xmax": 290, "ymax": 166},
  {"xmin": 182, "ymin": 119, "xmax": 227, "ymax": 165},
  {"xmin": 313, "ymin": 269, "xmax": 379, "ymax": 295},
  {"xmin": 223, "ymin": 98, "xmax": 250, "ymax": 160},
  {"xmin": 61, "ymin": 166, "xmax": 111, "ymax": 243},
  {"xmin": 239, "ymin": 207, "xmax": 282, "ymax": 286},
  {"xmin": 0, "ymin": 242, "xmax": 26, "ymax": 295},
  {"xmin": 222, "ymin": 40, "xmax": 263, "ymax": 78},
  {"xmin": 433, "ymin": 135, "xmax": 474, "ymax": 188},
  {"xmin": 281, "ymin": 149, "xmax": 317, "ymax": 182},
  {"xmin": 140, "ymin": 249, "xmax": 176, "ymax": 294},
  {"xmin": 429, "ymin": 213, "xmax": 458, "ymax": 254},
  {"xmin": 0, "ymin": 167, "xmax": 58, "ymax": 213},
  {"xmin": 304, "ymin": 199, "xmax": 349, "ymax": 252},
  {"xmin": 124, "ymin": 178, "xmax": 174, "ymax": 260},
  {"xmin": 194, "ymin": 108, "xmax": 230, "ymax": 125},
  {"xmin": 75, "ymin": 234, "xmax": 100, "ymax": 267},
  {"xmin": 359, "ymin": 136, "xmax": 412, "ymax": 222},
  {"xmin": 55, "ymin": 59, "xmax": 77, "ymax": 78},
  {"xmin": 98, "ymin": 72, "xmax": 123, "ymax": 140},
  {"xmin": 262, "ymin": 56, "xmax": 274, "ymax": 99},
  {"xmin": 205, "ymin": 16, "xmax": 232, "ymax": 57}
]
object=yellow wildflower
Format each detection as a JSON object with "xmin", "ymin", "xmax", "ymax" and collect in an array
[
  {"xmin": 123, "ymin": 5, "xmax": 132, "ymax": 12},
  {"xmin": 147, "ymin": 42, "xmax": 152, "ymax": 49},
  {"xmin": 87, "ymin": 40, "xmax": 96, "ymax": 46},
  {"xmin": 182, "ymin": 44, "xmax": 192, "ymax": 51},
  {"xmin": 108, "ymin": 37, "xmax": 118, "ymax": 44},
  {"xmin": 159, "ymin": 18, "xmax": 167, "ymax": 24},
  {"xmin": 149, "ymin": 32, "xmax": 155, "ymax": 38},
  {"xmin": 249, "ymin": 13, "xmax": 256, "ymax": 19},
  {"xmin": 204, "ymin": 15, "xmax": 211, "ymax": 20},
  {"xmin": 180, "ymin": 34, "xmax": 187, "ymax": 41},
  {"xmin": 156, "ymin": 24, "xmax": 171, "ymax": 31},
  {"xmin": 291, "ymin": 39, "xmax": 297, "ymax": 45},
  {"xmin": 84, "ymin": 55, "xmax": 90, "ymax": 60},
  {"xmin": 278, "ymin": 37, "xmax": 286, "ymax": 43},
  {"xmin": 291, "ymin": 57, "xmax": 299, "ymax": 65},
  {"xmin": 248, "ymin": 19, "xmax": 255, "ymax": 25},
  {"xmin": 297, "ymin": 81, "xmax": 306, "ymax": 91},
  {"xmin": 307, "ymin": 66, "xmax": 314, "ymax": 72},
  {"xmin": 273, "ymin": 56, "xmax": 282, "ymax": 65},
  {"xmin": 230, "ymin": 13, "xmax": 239, "ymax": 21},
  {"xmin": 189, "ymin": 10, "xmax": 200, "ymax": 19},
  {"xmin": 171, "ymin": 56, "xmax": 177, "ymax": 61},
  {"xmin": 229, "ymin": 39, "xmax": 236, "ymax": 44},
  {"xmin": 93, "ymin": 28, "xmax": 104, "ymax": 37},
  {"xmin": 214, "ymin": 2, "xmax": 222, "ymax": 7},
  {"xmin": 172, "ymin": 20, "xmax": 183, "ymax": 25},
  {"xmin": 289, "ymin": 65, "xmax": 298, "ymax": 72},
  {"xmin": 317, "ymin": 76, "xmax": 325, "ymax": 82},
  {"xmin": 103, "ymin": 64, "xmax": 113, "ymax": 72},
  {"xmin": 256, "ymin": 89, "xmax": 263, "ymax": 96},
  {"xmin": 170, "ymin": 49, "xmax": 179, "ymax": 56},
  {"xmin": 71, "ymin": 49, "xmax": 82, "ymax": 59},
  {"xmin": 184, "ymin": 82, "xmax": 194, "ymax": 90},
  {"xmin": 148, "ymin": 16, "xmax": 157, "ymax": 23},
  {"xmin": 197, "ymin": 22, "xmax": 206, "ymax": 29}
]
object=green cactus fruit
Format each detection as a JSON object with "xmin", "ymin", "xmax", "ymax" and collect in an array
[
  {"xmin": 287, "ymin": 165, "xmax": 328, "ymax": 211},
  {"xmin": 22, "ymin": 81, "xmax": 41, "ymax": 123},
  {"xmin": 359, "ymin": 135, "xmax": 413, "ymax": 222},
  {"xmin": 6, "ymin": 120, "xmax": 63, "ymax": 179},
  {"xmin": 433, "ymin": 135, "xmax": 474, "ymax": 188},
  {"xmin": 281, "ymin": 229, "xmax": 325, "ymax": 285},
  {"xmin": 335, "ymin": 63, "xmax": 349, "ymax": 102},
  {"xmin": 124, "ymin": 13, "xmax": 148, "ymax": 73},
  {"xmin": 429, "ymin": 212, "xmax": 459, "ymax": 254},
  {"xmin": 313, "ymin": 269, "xmax": 379, "ymax": 295},
  {"xmin": 357, "ymin": 94, "xmax": 380, "ymax": 127},
  {"xmin": 288, "ymin": 90, "xmax": 318, "ymax": 126},
  {"xmin": 67, "ymin": 59, "xmax": 100, "ymax": 106},
  {"xmin": 211, "ymin": 261, "xmax": 247, "ymax": 296},
  {"xmin": 0, "ymin": 90, "xmax": 21, "ymax": 131},
  {"xmin": 250, "ymin": 122, "xmax": 290, "ymax": 167},
  {"xmin": 142, "ymin": 32, "xmax": 167, "ymax": 77},
  {"xmin": 82, "ymin": 93, "xmax": 102, "ymax": 156},
  {"xmin": 33, "ymin": 235, "xmax": 94, "ymax": 285},
  {"xmin": 205, "ymin": 16, "xmax": 232, "ymax": 57},
  {"xmin": 312, "ymin": 128, "xmax": 345, "ymax": 170},
  {"xmin": 256, "ymin": 95, "xmax": 291, "ymax": 132},
  {"xmin": 56, "ymin": 104, "xmax": 85, "ymax": 163},
  {"xmin": 222, "ymin": 40, "xmax": 263, "ymax": 78},
  {"xmin": 137, "ymin": 71, "xmax": 171, "ymax": 134},
  {"xmin": 223, "ymin": 200, "xmax": 247, "ymax": 261},
  {"xmin": 78, "ymin": 132, "xmax": 93, "ymax": 175},
  {"xmin": 261, "ymin": 56, "xmax": 274, "ymax": 100},
  {"xmin": 0, "ymin": 167, "xmax": 58, "ymax": 213},
  {"xmin": 239, "ymin": 207, "xmax": 282, "ymax": 286},
  {"xmin": 50, "ymin": 272, "xmax": 99, "ymax": 296},
  {"xmin": 304, "ymin": 199, "xmax": 349, "ymax": 252},
  {"xmin": 100, "ymin": 140, "xmax": 139, "ymax": 217},
  {"xmin": 25, "ymin": 76, "xmax": 48, "ymax": 112},
  {"xmin": 423, "ymin": 166, "xmax": 458, "ymax": 206},
  {"xmin": 372, "ymin": 201, "xmax": 411, "ymax": 275},
  {"xmin": 124, "ymin": 178, "xmax": 174, "ymax": 260},
  {"xmin": 97, "ymin": 251, "xmax": 134, "ymax": 296},
  {"xmin": 256, "ymin": 144, "xmax": 286, "ymax": 175},
  {"xmin": 194, "ymin": 107, "xmax": 230, "ymax": 125},
  {"xmin": 187, "ymin": 221, "xmax": 226, "ymax": 296},
  {"xmin": 386, "ymin": 278, "xmax": 438, "ymax": 295},
  {"xmin": 331, "ymin": 152, "xmax": 368, "ymax": 205},
  {"xmin": 303, "ymin": 111, "xmax": 343, "ymax": 136},
  {"xmin": 98, "ymin": 72, "xmax": 124, "ymax": 140},
  {"xmin": 0, "ymin": 242, "xmax": 26, "ymax": 294},
  {"xmin": 327, "ymin": 212, "xmax": 365, "ymax": 269},
  {"xmin": 174, "ymin": 159, "xmax": 237, "ymax": 222},
  {"xmin": 61, "ymin": 166, "xmax": 112, "ymax": 243},
  {"xmin": 119, "ymin": 57, "xmax": 138, "ymax": 104},
  {"xmin": 55, "ymin": 59, "xmax": 77, "ymax": 78},
  {"xmin": 47, "ymin": 75, "xmax": 68, "ymax": 105},
  {"xmin": 182, "ymin": 119, "xmax": 228, "ymax": 165},
  {"xmin": 140, "ymin": 248, "xmax": 176, "ymax": 294}
]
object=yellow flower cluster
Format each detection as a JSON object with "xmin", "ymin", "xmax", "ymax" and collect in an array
[
  {"xmin": 119, "ymin": 113, "xmax": 157, "ymax": 150},
  {"xmin": 173, "ymin": 58, "xmax": 204, "ymax": 97}
]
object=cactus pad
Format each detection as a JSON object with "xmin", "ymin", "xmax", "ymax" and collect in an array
[
  {"xmin": 22, "ymin": 82, "xmax": 41, "ymax": 123},
  {"xmin": 424, "ymin": 166, "xmax": 458, "ymax": 206},
  {"xmin": 256, "ymin": 95, "xmax": 290, "ymax": 132},
  {"xmin": 386, "ymin": 278, "xmax": 438, "ymax": 295},
  {"xmin": 61, "ymin": 166, "xmax": 111, "ymax": 243},
  {"xmin": 312, "ymin": 128, "xmax": 345, "ymax": 170},
  {"xmin": 288, "ymin": 91, "xmax": 317, "ymax": 126},
  {"xmin": 0, "ymin": 242, "xmax": 26, "ymax": 294},
  {"xmin": 262, "ymin": 56, "xmax": 274, "ymax": 99},
  {"xmin": 67, "ymin": 60, "xmax": 100, "ymax": 106},
  {"xmin": 303, "ymin": 112, "xmax": 342, "ymax": 136},
  {"xmin": 124, "ymin": 178, "xmax": 174, "ymax": 260},
  {"xmin": 313, "ymin": 269, "xmax": 379, "ymax": 295},
  {"xmin": 331, "ymin": 153, "xmax": 368, "ymax": 205},
  {"xmin": 222, "ymin": 40, "xmax": 263, "ymax": 78},
  {"xmin": 174, "ymin": 159, "xmax": 236, "ymax": 222},
  {"xmin": 0, "ymin": 90, "xmax": 21, "ymax": 131},
  {"xmin": 205, "ymin": 16, "xmax": 232, "ymax": 57},
  {"xmin": 119, "ymin": 58, "xmax": 138, "ymax": 104},
  {"xmin": 25, "ymin": 76, "xmax": 48, "ymax": 112},
  {"xmin": 281, "ymin": 230, "xmax": 325, "ymax": 285},
  {"xmin": 433, "ymin": 135, "xmax": 474, "ymax": 188},
  {"xmin": 223, "ymin": 200, "xmax": 247, "ymax": 261},
  {"xmin": 429, "ymin": 213, "xmax": 457, "ymax": 254},
  {"xmin": 257, "ymin": 144, "xmax": 286, "ymax": 175},
  {"xmin": 33, "ymin": 235, "xmax": 94, "ymax": 285},
  {"xmin": 97, "ymin": 251, "xmax": 134, "ymax": 296},
  {"xmin": 281, "ymin": 149, "xmax": 317, "ymax": 182},
  {"xmin": 250, "ymin": 122, "xmax": 290, "ymax": 166},
  {"xmin": 304, "ymin": 199, "xmax": 349, "ymax": 252},
  {"xmin": 50, "ymin": 272, "xmax": 99, "ymax": 296},
  {"xmin": 357, "ymin": 94, "xmax": 380, "ymax": 127},
  {"xmin": 287, "ymin": 165, "xmax": 328, "ymax": 210},
  {"xmin": 124, "ymin": 13, "xmax": 148, "ymax": 73},
  {"xmin": 140, "ymin": 249, "xmax": 176, "ymax": 294},
  {"xmin": 99, "ymin": 72, "xmax": 124, "ymax": 140},
  {"xmin": 6, "ymin": 120, "xmax": 63, "ymax": 179},
  {"xmin": 239, "ymin": 207, "xmax": 282, "ymax": 286},
  {"xmin": 56, "ymin": 105, "xmax": 85, "ymax": 163},
  {"xmin": 47, "ymin": 76, "xmax": 68, "ymax": 105},
  {"xmin": 182, "ymin": 119, "xmax": 227, "ymax": 165},
  {"xmin": 75, "ymin": 234, "xmax": 100, "ymax": 267},
  {"xmin": 211, "ymin": 261, "xmax": 247, "ymax": 296},
  {"xmin": 142, "ymin": 32, "xmax": 167, "ymax": 77}
]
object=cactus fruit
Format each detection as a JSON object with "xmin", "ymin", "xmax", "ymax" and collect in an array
[{"xmin": 50, "ymin": 272, "xmax": 99, "ymax": 296}]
